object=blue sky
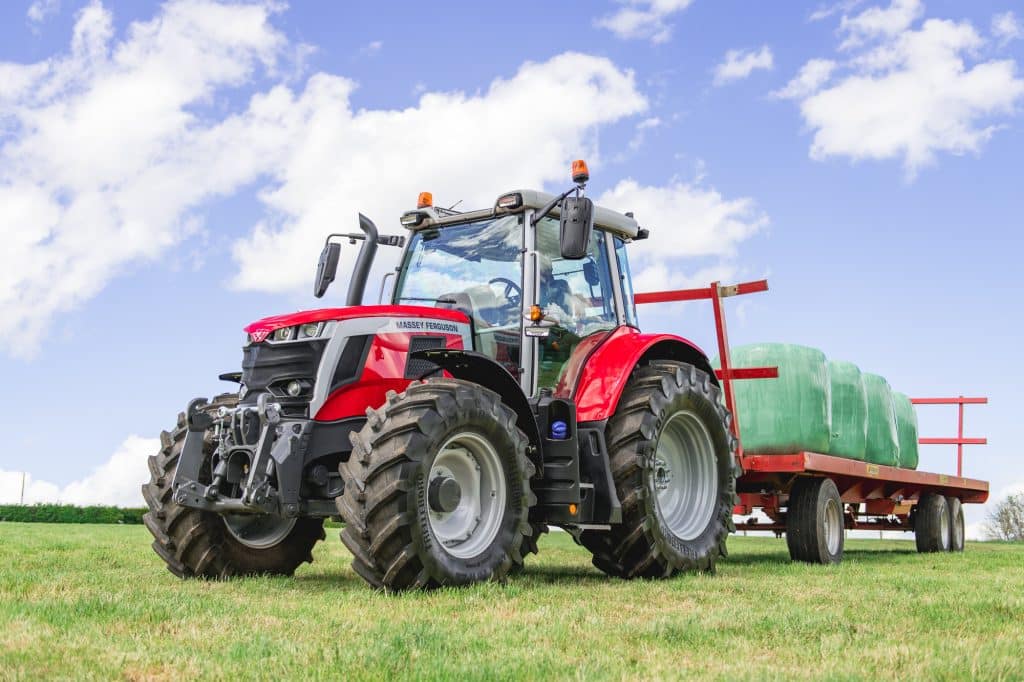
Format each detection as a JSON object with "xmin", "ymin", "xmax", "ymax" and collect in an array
[{"xmin": 0, "ymin": 0, "xmax": 1021, "ymax": 537}]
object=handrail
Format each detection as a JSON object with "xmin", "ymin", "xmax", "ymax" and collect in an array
[{"xmin": 910, "ymin": 396, "xmax": 988, "ymax": 477}]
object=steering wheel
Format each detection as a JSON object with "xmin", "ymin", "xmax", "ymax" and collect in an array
[{"xmin": 488, "ymin": 277, "xmax": 522, "ymax": 308}]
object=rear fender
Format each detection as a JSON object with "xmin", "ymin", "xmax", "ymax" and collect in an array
[{"xmin": 570, "ymin": 326, "xmax": 716, "ymax": 422}]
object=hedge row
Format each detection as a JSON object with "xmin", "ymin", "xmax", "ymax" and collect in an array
[{"xmin": 0, "ymin": 504, "xmax": 147, "ymax": 524}]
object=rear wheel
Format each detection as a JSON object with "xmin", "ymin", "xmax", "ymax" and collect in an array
[
  {"xmin": 915, "ymin": 493, "xmax": 950, "ymax": 552},
  {"xmin": 579, "ymin": 361, "xmax": 736, "ymax": 578},
  {"xmin": 337, "ymin": 380, "xmax": 537, "ymax": 590},
  {"xmin": 786, "ymin": 477, "xmax": 844, "ymax": 565},
  {"xmin": 141, "ymin": 395, "xmax": 325, "ymax": 578},
  {"xmin": 945, "ymin": 496, "xmax": 965, "ymax": 552}
]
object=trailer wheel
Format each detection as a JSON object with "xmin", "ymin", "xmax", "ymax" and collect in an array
[
  {"xmin": 579, "ymin": 361, "xmax": 736, "ymax": 578},
  {"xmin": 914, "ymin": 493, "xmax": 950, "ymax": 552},
  {"xmin": 786, "ymin": 477, "xmax": 844, "ymax": 565},
  {"xmin": 141, "ymin": 395, "xmax": 325, "ymax": 578},
  {"xmin": 337, "ymin": 379, "xmax": 536, "ymax": 590},
  {"xmin": 945, "ymin": 496, "xmax": 965, "ymax": 552}
]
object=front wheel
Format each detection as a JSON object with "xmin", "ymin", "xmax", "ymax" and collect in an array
[
  {"xmin": 337, "ymin": 380, "xmax": 537, "ymax": 590},
  {"xmin": 579, "ymin": 361, "xmax": 737, "ymax": 578},
  {"xmin": 141, "ymin": 396, "xmax": 325, "ymax": 578}
]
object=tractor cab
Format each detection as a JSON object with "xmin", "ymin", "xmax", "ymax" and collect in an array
[{"xmin": 389, "ymin": 186, "xmax": 642, "ymax": 394}]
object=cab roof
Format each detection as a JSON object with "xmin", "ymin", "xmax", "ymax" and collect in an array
[{"xmin": 404, "ymin": 189, "xmax": 640, "ymax": 240}]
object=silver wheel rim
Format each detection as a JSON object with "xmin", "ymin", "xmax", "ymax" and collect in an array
[
  {"xmin": 653, "ymin": 410, "xmax": 719, "ymax": 542},
  {"xmin": 824, "ymin": 498, "xmax": 842, "ymax": 555},
  {"xmin": 223, "ymin": 513, "xmax": 297, "ymax": 550},
  {"xmin": 940, "ymin": 505, "xmax": 950, "ymax": 549},
  {"xmin": 428, "ymin": 431, "xmax": 507, "ymax": 559},
  {"xmin": 953, "ymin": 508, "xmax": 964, "ymax": 547}
]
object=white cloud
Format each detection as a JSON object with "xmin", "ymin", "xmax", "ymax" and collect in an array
[
  {"xmin": 595, "ymin": 0, "xmax": 694, "ymax": 44},
  {"xmin": 597, "ymin": 178, "xmax": 767, "ymax": 292},
  {"xmin": 772, "ymin": 59, "xmax": 837, "ymax": 99},
  {"xmin": 993, "ymin": 11, "xmax": 1022, "ymax": 45},
  {"xmin": 777, "ymin": 1, "xmax": 1024, "ymax": 177},
  {"xmin": 713, "ymin": 46, "xmax": 774, "ymax": 86},
  {"xmin": 0, "ymin": 0, "xmax": 290, "ymax": 357},
  {"xmin": 27, "ymin": 0, "xmax": 60, "ymax": 25},
  {"xmin": 0, "ymin": 436, "xmax": 154, "ymax": 506},
  {"xmin": 359, "ymin": 40, "xmax": 383, "ymax": 57},
  {"xmin": 229, "ymin": 52, "xmax": 648, "ymax": 294},
  {"xmin": 0, "ymin": 2, "xmax": 647, "ymax": 355},
  {"xmin": 809, "ymin": 0, "xmax": 864, "ymax": 23},
  {"xmin": 839, "ymin": 0, "xmax": 923, "ymax": 49}
]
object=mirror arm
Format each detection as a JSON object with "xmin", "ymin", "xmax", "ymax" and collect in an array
[{"xmin": 531, "ymin": 184, "xmax": 584, "ymax": 227}]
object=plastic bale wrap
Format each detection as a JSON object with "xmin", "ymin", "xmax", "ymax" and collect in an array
[
  {"xmin": 827, "ymin": 360, "xmax": 868, "ymax": 460},
  {"xmin": 712, "ymin": 344, "xmax": 831, "ymax": 455},
  {"xmin": 892, "ymin": 392, "xmax": 919, "ymax": 470},
  {"xmin": 862, "ymin": 373, "xmax": 900, "ymax": 466}
]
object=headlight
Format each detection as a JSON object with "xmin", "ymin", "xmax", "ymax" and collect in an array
[
  {"xmin": 273, "ymin": 327, "xmax": 294, "ymax": 342},
  {"xmin": 299, "ymin": 322, "xmax": 322, "ymax": 339}
]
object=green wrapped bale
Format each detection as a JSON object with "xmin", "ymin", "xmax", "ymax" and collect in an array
[
  {"xmin": 828, "ymin": 360, "xmax": 867, "ymax": 460},
  {"xmin": 712, "ymin": 344, "xmax": 831, "ymax": 455},
  {"xmin": 893, "ymin": 392, "xmax": 919, "ymax": 470},
  {"xmin": 862, "ymin": 373, "xmax": 900, "ymax": 467}
]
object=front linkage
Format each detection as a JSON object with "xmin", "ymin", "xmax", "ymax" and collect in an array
[{"xmin": 171, "ymin": 394, "xmax": 322, "ymax": 519}]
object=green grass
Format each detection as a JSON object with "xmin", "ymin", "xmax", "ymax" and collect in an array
[{"xmin": 1, "ymin": 525, "xmax": 1022, "ymax": 681}]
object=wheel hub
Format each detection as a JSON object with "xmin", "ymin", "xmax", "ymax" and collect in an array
[
  {"xmin": 222, "ymin": 513, "xmax": 297, "ymax": 550},
  {"xmin": 429, "ymin": 475, "xmax": 463, "ymax": 513},
  {"xmin": 426, "ymin": 433, "xmax": 506, "ymax": 559},
  {"xmin": 652, "ymin": 410, "xmax": 719, "ymax": 542}
]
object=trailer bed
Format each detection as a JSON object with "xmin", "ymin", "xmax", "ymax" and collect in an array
[{"xmin": 740, "ymin": 451, "xmax": 989, "ymax": 504}]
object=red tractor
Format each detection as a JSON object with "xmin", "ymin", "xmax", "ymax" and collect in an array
[{"xmin": 143, "ymin": 162, "xmax": 737, "ymax": 589}]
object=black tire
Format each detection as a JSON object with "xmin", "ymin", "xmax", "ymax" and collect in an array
[
  {"xmin": 142, "ymin": 395, "xmax": 325, "ymax": 578},
  {"xmin": 945, "ymin": 496, "xmax": 965, "ymax": 552},
  {"xmin": 578, "ymin": 361, "xmax": 736, "ymax": 578},
  {"xmin": 915, "ymin": 493, "xmax": 950, "ymax": 553},
  {"xmin": 337, "ymin": 379, "xmax": 537, "ymax": 590},
  {"xmin": 786, "ymin": 477, "xmax": 844, "ymax": 565}
]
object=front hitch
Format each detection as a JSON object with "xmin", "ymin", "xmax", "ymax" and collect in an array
[{"xmin": 171, "ymin": 395, "xmax": 311, "ymax": 518}]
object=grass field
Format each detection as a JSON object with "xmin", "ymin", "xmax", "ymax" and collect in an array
[{"xmin": 1, "ymin": 524, "xmax": 1022, "ymax": 681}]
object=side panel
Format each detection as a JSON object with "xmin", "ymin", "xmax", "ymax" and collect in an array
[
  {"xmin": 570, "ymin": 326, "xmax": 715, "ymax": 422},
  {"xmin": 313, "ymin": 318, "xmax": 470, "ymax": 422}
]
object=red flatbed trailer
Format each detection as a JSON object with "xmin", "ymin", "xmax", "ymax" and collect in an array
[{"xmin": 634, "ymin": 280, "xmax": 989, "ymax": 562}]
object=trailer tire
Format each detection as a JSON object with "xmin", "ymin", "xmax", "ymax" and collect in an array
[
  {"xmin": 786, "ymin": 476, "xmax": 844, "ymax": 565},
  {"xmin": 579, "ymin": 361, "xmax": 736, "ymax": 578},
  {"xmin": 945, "ymin": 496, "xmax": 965, "ymax": 552},
  {"xmin": 141, "ymin": 395, "xmax": 325, "ymax": 579},
  {"xmin": 337, "ymin": 379, "xmax": 536, "ymax": 590},
  {"xmin": 914, "ymin": 493, "xmax": 950, "ymax": 552}
]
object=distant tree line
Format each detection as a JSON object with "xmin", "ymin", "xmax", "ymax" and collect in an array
[
  {"xmin": 984, "ymin": 493, "xmax": 1024, "ymax": 542},
  {"xmin": 0, "ymin": 504, "xmax": 146, "ymax": 524}
]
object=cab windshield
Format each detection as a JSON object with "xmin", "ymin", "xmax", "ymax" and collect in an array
[{"xmin": 394, "ymin": 216, "xmax": 524, "ymax": 375}]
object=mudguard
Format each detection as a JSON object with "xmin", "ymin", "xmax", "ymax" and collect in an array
[
  {"xmin": 411, "ymin": 348, "xmax": 543, "ymax": 459},
  {"xmin": 565, "ymin": 326, "xmax": 716, "ymax": 423}
]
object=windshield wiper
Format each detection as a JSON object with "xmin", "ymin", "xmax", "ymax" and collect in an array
[{"xmin": 399, "ymin": 297, "xmax": 457, "ymax": 305}]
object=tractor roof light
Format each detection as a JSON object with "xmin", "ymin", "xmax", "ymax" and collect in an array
[
  {"xmin": 495, "ymin": 192, "xmax": 522, "ymax": 211},
  {"xmin": 571, "ymin": 159, "xmax": 589, "ymax": 185},
  {"xmin": 400, "ymin": 211, "xmax": 427, "ymax": 227},
  {"xmin": 417, "ymin": 192, "xmax": 433, "ymax": 209}
]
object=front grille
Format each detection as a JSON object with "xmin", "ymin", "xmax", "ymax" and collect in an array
[
  {"xmin": 240, "ymin": 339, "xmax": 327, "ymax": 416},
  {"xmin": 404, "ymin": 335, "xmax": 446, "ymax": 378}
]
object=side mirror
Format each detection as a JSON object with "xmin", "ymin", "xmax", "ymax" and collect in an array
[
  {"xmin": 313, "ymin": 242, "xmax": 341, "ymax": 298},
  {"xmin": 559, "ymin": 196, "xmax": 594, "ymax": 260}
]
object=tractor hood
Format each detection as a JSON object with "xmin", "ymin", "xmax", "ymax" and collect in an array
[{"xmin": 244, "ymin": 304, "xmax": 470, "ymax": 343}]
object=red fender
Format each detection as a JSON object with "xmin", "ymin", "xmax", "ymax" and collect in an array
[{"xmin": 562, "ymin": 326, "xmax": 715, "ymax": 423}]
